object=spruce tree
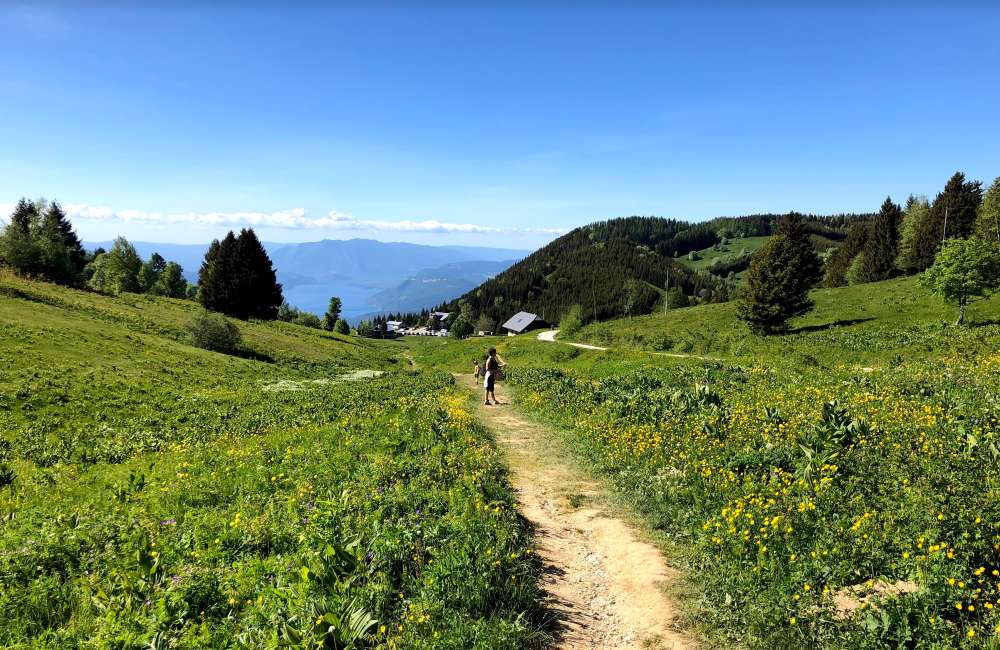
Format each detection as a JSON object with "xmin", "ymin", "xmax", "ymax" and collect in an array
[
  {"xmin": 738, "ymin": 213, "xmax": 821, "ymax": 334},
  {"xmin": 851, "ymin": 197, "xmax": 902, "ymax": 283},
  {"xmin": 233, "ymin": 228, "xmax": 282, "ymax": 320},
  {"xmin": 198, "ymin": 234, "xmax": 237, "ymax": 315},
  {"xmin": 323, "ymin": 296, "xmax": 342, "ymax": 331},
  {"xmin": 896, "ymin": 195, "xmax": 931, "ymax": 274},
  {"xmin": 974, "ymin": 177, "xmax": 1000, "ymax": 243},
  {"xmin": 36, "ymin": 207, "xmax": 77, "ymax": 285},
  {"xmin": 198, "ymin": 229, "xmax": 282, "ymax": 319},
  {"xmin": 909, "ymin": 172, "xmax": 983, "ymax": 271},
  {"xmin": 44, "ymin": 202, "xmax": 87, "ymax": 280},
  {"xmin": 823, "ymin": 222, "xmax": 869, "ymax": 287}
]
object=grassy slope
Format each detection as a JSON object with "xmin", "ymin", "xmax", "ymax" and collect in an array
[
  {"xmin": 675, "ymin": 235, "xmax": 769, "ymax": 274},
  {"xmin": 0, "ymin": 273, "xmax": 544, "ymax": 648},
  {"xmin": 462, "ymin": 278, "xmax": 1000, "ymax": 648},
  {"xmin": 575, "ymin": 276, "xmax": 1000, "ymax": 365}
]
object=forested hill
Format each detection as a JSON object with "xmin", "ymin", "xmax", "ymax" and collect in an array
[{"xmin": 448, "ymin": 213, "xmax": 869, "ymax": 327}]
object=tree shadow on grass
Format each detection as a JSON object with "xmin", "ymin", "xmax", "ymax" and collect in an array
[
  {"xmin": 787, "ymin": 317, "xmax": 875, "ymax": 335},
  {"xmin": 235, "ymin": 347, "xmax": 274, "ymax": 363}
]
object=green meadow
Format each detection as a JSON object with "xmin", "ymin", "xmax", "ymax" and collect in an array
[
  {"xmin": 0, "ymin": 272, "xmax": 545, "ymax": 648},
  {"xmin": 409, "ymin": 275, "xmax": 1000, "ymax": 648}
]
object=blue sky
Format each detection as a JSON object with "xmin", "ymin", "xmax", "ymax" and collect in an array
[{"xmin": 1, "ymin": 3, "xmax": 999, "ymax": 249}]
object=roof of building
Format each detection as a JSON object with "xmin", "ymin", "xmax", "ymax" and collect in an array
[
  {"xmin": 501, "ymin": 311, "xmax": 542, "ymax": 333},
  {"xmin": 431, "ymin": 311, "xmax": 451, "ymax": 319}
]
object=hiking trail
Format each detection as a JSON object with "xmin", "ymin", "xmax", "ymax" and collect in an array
[
  {"xmin": 536, "ymin": 329, "xmax": 719, "ymax": 361},
  {"xmin": 461, "ymin": 374, "xmax": 695, "ymax": 650}
]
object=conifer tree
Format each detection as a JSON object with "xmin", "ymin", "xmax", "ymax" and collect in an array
[
  {"xmin": 323, "ymin": 296, "xmax": 342, "ymax": 331},
  {"xmin": 198, "ymin": 229, "xmax": 282, "ymax": 319},
  {"xmin": 908, "ymin": 172, "xmax": 983, "ymax": 271},
  {"xmin": 233, "ymin": 228, "xmax": 282, "ymax": 320},
  {"xmin": 896, "ymin": 195, "xmax": 931, "ymax": 274},
  {"xmin": 738, "ymin": 213, "xmax": 821, "ymax": 334},
  {"xmin": 1, "ymin": 199, "xmax": 88, "ymax": 285},
  {"xmin": 975, "ymin": 177, "xmax": 1000, "ymax": 243},
  {"xmin": 850, "ymin": 197, "xmax": 902, "ymax": 283},
  {"xmin": 36, "ymin": 208, "xmax": 77, "ymax": 285},
  {"xmin": 44, "ymin": 202, "xmax": 87, "ymax": 280},
  {"xmin": 823, "ymin": 222, "xmax": 869, "ymax": 287}
]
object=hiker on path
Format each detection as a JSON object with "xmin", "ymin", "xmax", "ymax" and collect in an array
[
  {"xmin": 473, "ymin": 359, "xmax": 482, "ymax": 381},
  {"xmin": 483, "ymin": 347, "xmax": 505, "ymax": 406}
]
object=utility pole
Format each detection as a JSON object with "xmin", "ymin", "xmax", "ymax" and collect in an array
[{"xmin": 663, "ymin": 269, "xmax": 670, "ymax": 314}]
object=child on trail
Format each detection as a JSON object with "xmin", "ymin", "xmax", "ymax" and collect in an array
[
  {"xmin": 473, "ymin": 359, "xmax": 481, "ymax": 381},
  {"xmin": 483, "ymin": 347, "xmax": 505, "ymax": 406}
]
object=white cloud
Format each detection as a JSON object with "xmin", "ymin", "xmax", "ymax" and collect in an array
[{"xmin": 56, "ymin": 203, "xmax": 566, "ymax": 235}]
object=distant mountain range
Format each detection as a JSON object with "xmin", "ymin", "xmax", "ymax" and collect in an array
[{"xmin": 85, "ymin": 238, "xmax": 528, "ymax": 320}]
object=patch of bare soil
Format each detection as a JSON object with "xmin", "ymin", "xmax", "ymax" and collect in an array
[
  {"xmin": 832, "ymin": 579, "xmax": 919, "ymax": 619},
  {"xmin": 465, "ymin": 375, "xmax": 695, "ymax": 649}
]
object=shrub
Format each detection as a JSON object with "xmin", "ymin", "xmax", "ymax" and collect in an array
[
  {"xmin": 293, "ymin": 312, "xmax": 322, "ymax": 329},
  {"xmin": 186, "ymin": 311, "xmax": 243, "ymax": 355},
  {"xmin": 333, "ymin": 319, "xmax": 350, "ymax": 335},
  {"xmin": 449, "ymin": 315, "xmax": 474, "ymax": 339},
  {"xmin": 559, "ymin": 304, "xmax": 584, "ymax": 336},
  {"xmin": 665, "ymin": 287, "xmax": 690, "ymax": 309}
]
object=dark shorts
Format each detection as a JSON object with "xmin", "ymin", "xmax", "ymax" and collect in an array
[{"xmin": 485, "ymin": 373, "xmax": 496, "ymax": 391}]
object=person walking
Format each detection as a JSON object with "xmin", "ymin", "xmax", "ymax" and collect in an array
[
  {"xmin": 483, "ymin": 347, "xmax": 505, "ymax": 406},
  {"xmin": 473, "ymin": 359, "xmax": 482, "ymax": 382}
]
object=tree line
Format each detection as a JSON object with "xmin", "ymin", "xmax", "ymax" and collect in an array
[
  {"xmin": 740, "ymin": 171, "xmax": 1000, "ymax": 332},
  {"xmin": 0, "ymin": 199, "xmax": 191, "ymax": 298},
  {"xmin": 1, "ymin": 203, "xmax": 351, "ymax": 335}
]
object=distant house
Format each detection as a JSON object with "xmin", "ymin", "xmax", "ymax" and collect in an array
[
  {"xmin": 431, "ymin": 311, "xmax": 451, "ymax": 321},
  {"xmin": 501, "ymin": 311, "xmax": 547, "ymax": 336},
  {"xmin": 386, "ymin": 320, "xmax": 403, "ymax": 332}
]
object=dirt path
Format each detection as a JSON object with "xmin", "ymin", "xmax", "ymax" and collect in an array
[
  {"xmin": 536, "ymin": 329, "xmax": 719, "ymax": 361},
  {"xmin": 462, "ymin": 375, "xmax": 695, "ymax": 649}
]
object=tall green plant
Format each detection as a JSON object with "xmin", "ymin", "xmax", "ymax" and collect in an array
[
  {"xmin": 738, "ymin": 214, "xmax": 822, "ymax": 334},
  {"xmin": 975, "ymin": 177, "xmax": 1000, "ymax": 243}
]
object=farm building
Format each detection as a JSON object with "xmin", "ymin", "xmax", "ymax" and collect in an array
[
  {"xmin": 501, "ymin": 311, "xmax": 548, "ymax": 336},
  {"xmin": 386, "ymin": 320, "xmax": 403, "ymax": 332}
]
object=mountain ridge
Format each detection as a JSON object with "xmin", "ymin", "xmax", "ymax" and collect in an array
[{"xmin": 85, "ymin": 238, "xmax": 529, "ymax": 318}]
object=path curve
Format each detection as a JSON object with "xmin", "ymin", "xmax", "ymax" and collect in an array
[
  {"xmin": 536, "ymin": 329, "xmax": 719, "ymax": 361},
  {"xmin": 465, "ymin": 375, "xmax": 694, "ymax": 649},
  {"xmin": 536, "ymin": 329, "xmax": 608, "ymax": 350}
]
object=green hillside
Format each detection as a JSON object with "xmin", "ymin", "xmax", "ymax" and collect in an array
[
  {"xmin": 408, "ymin": 275, "xmax": 1000, "ymax": 648},
  {"xmin": 0, "ymin": 273, "xmax": 544, "ymax": 647},
  {"xmin": 575, "ymin": 275, "xmax": 1000, "ymax": 364},
  {"xmin": 675, "ymin": 235, "xmax": 770, "ymax": 273},
  {"xmin": 447, "ymin": 213, "xmax": 862, "ymax": 329}
]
